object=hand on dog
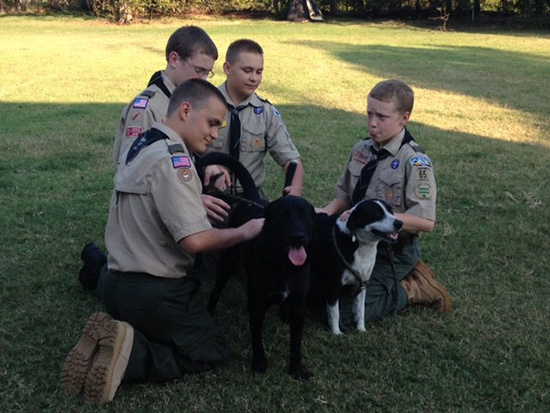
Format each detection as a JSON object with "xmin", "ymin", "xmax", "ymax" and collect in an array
[
  {"xmin": 201, "ymin": 194, "xmax": 230, "ymax": 224},
  {"xmin": 204, "ymin": 165, "xmax": 231, "ymax": 192},
  {"xmin": 240, "ymin": 218, "xmax": 265, "ymax": 241}
]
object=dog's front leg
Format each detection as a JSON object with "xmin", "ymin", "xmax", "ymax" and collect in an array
[
  {"xmin": 352, "ymin": 288, "xmax": 367, "ymax": 332},
  {"xmin": 325, "ymin": 300, "xmax": 343, "ymax": 335},
  {"xmin": 288, "ymin": 293, "xmax": 311, "ymax": 380},
  {"xmin": 248, "ymin": 299, "xmax": 269, "ymax": 374}
]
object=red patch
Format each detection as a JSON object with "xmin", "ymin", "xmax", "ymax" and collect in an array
[
  {"xmin": 352, "ymin": 149, "xmax": 371, "ymax": 165},
  {"xmin": 131, "ymin": 112, "xmax": 141, "ymax": 122},
  {"xmin": 125, "ymin": 127, "xmax": 142, "ymax": 138}
]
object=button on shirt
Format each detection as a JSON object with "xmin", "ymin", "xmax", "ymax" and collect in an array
[{"xmin": 106, "ymin": 123, "xmax": 211, "ymax": 278}]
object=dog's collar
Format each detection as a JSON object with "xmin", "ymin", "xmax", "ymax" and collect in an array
[{"xmin": 331, "ymin": 225, "xmax": 367, "ymax": 296}]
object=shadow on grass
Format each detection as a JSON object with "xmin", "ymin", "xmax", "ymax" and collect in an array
[{"xmin": 293, "ymin": 40, "xmax": 549, "ymax": 117}]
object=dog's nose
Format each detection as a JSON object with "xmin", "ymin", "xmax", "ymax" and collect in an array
[
  {"xmin": 292, "ymin": 231, "xmax": 306, "ymax": 244},
  {"xmin": 394, "ymin": 220, "xmax": 403, "ymax": 231}
]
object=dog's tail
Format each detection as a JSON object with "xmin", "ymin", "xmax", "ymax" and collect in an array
[{"xmin": 195, "ymin": 152, "xmax": 261, "ymax": 203}]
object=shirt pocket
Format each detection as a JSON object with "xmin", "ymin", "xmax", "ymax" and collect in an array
[
  {"xmin": 376, "ymin": 169, "xmax": 403, "ymax": 207},
  {"xmin": 347, "ymin": 159, "xmax": 363, "ymax": 178},
  {"xmin": 241, "ymin": 123, "xmax": 266, "ymax": 152}
]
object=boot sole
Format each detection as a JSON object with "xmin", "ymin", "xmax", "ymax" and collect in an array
[
  {"xmin": 84, "ymin": 320, "xmax": 134, "ymax": 404},
  {"xmin": 60, "ymin": 312, "xmax": 112, "ymax": 394}
]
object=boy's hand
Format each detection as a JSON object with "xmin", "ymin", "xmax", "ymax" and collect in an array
[
  {"xmin": 202, "ymin": 194, "xmax": 230, "ymax": 224},
  {"xmin": 204, "ymin": 165, "xmax": 231, "ymax": 192}
]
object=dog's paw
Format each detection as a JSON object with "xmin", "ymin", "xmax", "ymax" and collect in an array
[{"xmin": 289, "ymin": 367, "xmax": 312, "ymax": 381}]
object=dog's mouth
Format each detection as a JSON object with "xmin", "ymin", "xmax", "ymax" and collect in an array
[
  {"xmin": 372, "ymin": 230, "xmax": 399, "ymax": 243},
  {"xmin": 288, "ymin": 246, "xmax": 307, "ymax": 266}
]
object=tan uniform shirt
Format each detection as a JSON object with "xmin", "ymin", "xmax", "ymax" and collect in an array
[
  {"xmin": 112, "ymin": 72, "xmax": 176, "ymax": 169},
  {"xmin": 205, "ymin": 82, "xmax": 300, "ymax": 189},
  {"xmin": 106, "ymin": 123, "xmax": 211, "ymax": 278},
  {"xmin": 334, "ymin": 129, "xmax": 437, "ymax": 221}
]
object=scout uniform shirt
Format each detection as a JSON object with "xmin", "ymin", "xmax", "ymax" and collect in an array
[
  {"xmin": 334, "ymin": 128, "xmax": 437, "ymax": 221},
  {"xmin": 205, "ymin": 82, "xmax": 300, "ymax": 190},
  {"xmin": 105, "ymin": 122, "xmax": 211, "ymax": 278},
  {"xmin": 112, "ymin": 72, "xmax": 176, "ymax": 169}
]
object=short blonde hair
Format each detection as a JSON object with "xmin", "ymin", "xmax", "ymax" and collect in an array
[{"xmin": 369, "ymin": 79, "xmax": 414, "ymax": 114}]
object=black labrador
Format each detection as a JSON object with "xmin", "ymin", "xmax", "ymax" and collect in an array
[{"xmin": 195, "ymin": 153, "xmax": 316, "ymax": 380}]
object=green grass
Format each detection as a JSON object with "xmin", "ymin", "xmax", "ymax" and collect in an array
[{"xmin": 1, "ymin": 16, "xmax": 550, "ymax": 412}]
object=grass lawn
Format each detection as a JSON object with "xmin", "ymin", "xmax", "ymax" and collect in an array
[{"xmin": 1, "ymin": 15, "xmax": 549, "ymax": 412}]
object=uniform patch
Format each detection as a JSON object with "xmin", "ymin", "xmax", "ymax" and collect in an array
[
  {"xmin": 252, "ymin": 137, "xmax": 263, "ymax": 149},
  {"xmin": 172, "ymin": 156, "xmax": 191, "ymax": 169},
  {"xmin": 254, "ymin": 107, "xmax": 264, "ymax": 115},
  {"xmin": 131, "ymin": 112, "xmax": 141, "ymax": 122},
  {"xmin": 177, "ymin": 168, "xmax": 193, "ymax": 182},
  {"xmin": 273, "ymin": 108, "xmax": 281, "ymax": 117},
  {"xmin": 133, "ymin": 98, "xmax": 149, "ymax": 110},
  {"xmin": 414, "ymin": 183, "xmax": 433, "ymax": 199},
  {"xmin": 417, "ymin": 168, "xmax": 430, "ymax": 181},
  {"xmin": 385, "ymin": 187, "xmax": 395, "ymax": 203},
  {"xmin": 409, "ymin": 155, "xmax": 432, "ymax": 168},
  {"xmin": 391, "ymin": 159, "xmax": 400, "ymax": 169},
  {"xmin": 125, "ymin": 127, "xmax": 142, "ymax": 138},
  {"xmin": 352, "ymin": 149, "xmax": 371, "ymax": 165}
]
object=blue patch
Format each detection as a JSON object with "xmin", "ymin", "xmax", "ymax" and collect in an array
[
  {"xmin": 391, "ymin": 159, "xmax": 400, "ymax": 169},
  {"xmin": 409, "ymin": 155, "xmax": 432, "ymax": 168},
  {"xmin": 273, "ymin": 108, "xmax": 281, "ymax": 117},
  {"xmin": 254, "ymin": 107, "xmax": 264, "ymax": 115}
]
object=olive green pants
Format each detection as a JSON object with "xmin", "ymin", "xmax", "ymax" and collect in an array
[
  {"xmin": 102, "ymin": 270, "xmax": 227, "ymax": 382},
  {"xmin": 341, "ymin": 240, "xmax": 420, "ymax": 326}
]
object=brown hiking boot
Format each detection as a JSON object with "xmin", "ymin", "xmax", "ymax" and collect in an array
[
  {"xmin": 84, "ymin": 318, "xmax": 134, "ymax": 404},
  {"xmin": 400, "ymin": 261, "xmax": 452, "ymax": 313},
  {"xmin": 60, "ymin": 312, "xmax": 113, "ymax": 395}
]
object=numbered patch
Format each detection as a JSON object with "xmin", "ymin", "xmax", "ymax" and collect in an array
[{"xmin": 417, "ymin": 168, "xmax": 430, "ymax": 181}]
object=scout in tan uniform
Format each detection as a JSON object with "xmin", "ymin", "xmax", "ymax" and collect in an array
[
  {"xmin": 319, "ymin": 79, "xmax": 452, "ymax": 326},
  {"xmin": 203, "ymin": 39, "xmax": 304, "ymax": 198},
  {"xmin": 61, "ymin": 79, "xmax": 264, "ymax": 405},
  {"xmin": 110, "ymin": 25, "xmax": 230, "ymax": 223}
]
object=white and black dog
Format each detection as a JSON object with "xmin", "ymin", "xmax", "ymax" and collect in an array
[{"xmin": 310, "ymin": 199, "xmax": 403, "ymax": 335}]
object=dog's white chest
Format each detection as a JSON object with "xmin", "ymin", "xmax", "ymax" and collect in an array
[{"xmin": 342, "ymin": 244, "xmax": 377, "ymax": 285}]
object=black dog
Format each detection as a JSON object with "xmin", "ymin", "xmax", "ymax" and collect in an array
[
  {"xmin": 310, "ymin": 199, "xmax": 402, "ymax": 335},
  {"xmin": 195, "ymin": 153, "xmax": 316, "ymax": 380}
]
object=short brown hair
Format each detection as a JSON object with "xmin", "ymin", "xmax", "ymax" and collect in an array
[
  {"xmin": 165, "ymin": 26, "xmax": 218, "ymax": 62},
  {"xmin": 226, "ymin": 39, "xmax": 263, "ymax": 64},
  {"xmin": 167, "ymin": 79, "xmax": 226, "ymax": 117},
  {"xmin": 369, "ymin": 79, "xmax": 414, "ymax": 114}
]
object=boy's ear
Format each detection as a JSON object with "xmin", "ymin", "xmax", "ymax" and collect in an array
[
  {"xmin": 223, "ymin": 61, "xmax": 231, "ymax": 76},
  {"xmin": 178, "ymin": 101, "xmax": 192, "ymax": 121},
  {"xmin": 400, "ymin": 111, "xmax": 411, "ymax": 126},
  {"xmin": 167, "ymin": 51, "xmax": 180, "ymax": 68}
]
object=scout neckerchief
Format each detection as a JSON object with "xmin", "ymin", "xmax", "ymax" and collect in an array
[{"xmin": 147, "ymin": 71, "xmax": 172, "ymax": 99}]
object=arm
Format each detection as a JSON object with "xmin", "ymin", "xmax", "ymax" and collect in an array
[
  {"xmin": 282, "ymin": 158, "xmax": 304, "ymax": 196},
  {"xmin": 201, "ymin": 194, "xmax": 230, "ymax": 224},
  {"xmin": 179, "ymin": 218, "xmax": 264, "ymax": 254},
  {"xmin": 394, "ymin": 213, "xmax": 435, "ymax": 233},
  {"xmin": 316, "ymin": 198, "xmax": 350, "ymax": 216}
]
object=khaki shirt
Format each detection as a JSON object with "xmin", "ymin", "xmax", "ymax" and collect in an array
[
  {"xmin": 205, "ymin": 82, "xmax": 300, "ymax": 189},
  {"xmin": 106, "ymin": 123, "xmax": 211, "ymax": 278},
  {"xmin": 112, "ymin": 72, "xmax": 176, "ymax": 169},
  {"xmin": 334, "ymin": 129, "xmax": 437, "ymax": 221}
]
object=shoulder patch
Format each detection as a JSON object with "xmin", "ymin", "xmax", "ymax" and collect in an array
[
  {"xmin": 177, "ymin": 168, "xmax": 193, "ymax": 182},
  {"xmin": 172, "ymin": 155, "xmax": 191, "ymax": 169},
  {"xmin": 273, "ymin": 107, "xmax": 281, "ymax": 117},
  {"xmin": 141, "ymin": 90, "xmax": 156, "ymax": 98},
  {"xmin": 409, "ymin": 155, "xmax": 432, "ymax": 168},
  {"xmin": 254, "ymin": 107, "xmax": 264, "ymax": 115},
  {"xmin": 414, "ymin": 183, "xmax": 433, "ymax": 199},
  {"xmin": 125, "ymin": 127, "xmax": 142, "ymax": 138},
  {"xmin": 133, "ymin": 97, "xmax": 149, "ymax": 110}
]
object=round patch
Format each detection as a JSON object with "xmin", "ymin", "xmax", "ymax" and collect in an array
[
  {"xmin": 254, "ymin": 107, "xmax": 264, "ymax": 115},
  {"xmin": 253, "ymin": 137, "xmax": 263, "ymax": 149},
  {"xmin": 414, "ymin": 183, "xmax": 433, "ymax": 199},
  {"xmin": 177, "ymin": 168, "xmax": 193, "ymax": 182},
  {"xmin": 391, "ymin": 159, "xmax": 400, "ymax": 169},
  {"xmin": 273, "ymin": 108, "xmax": 281, "ymax": 117}
]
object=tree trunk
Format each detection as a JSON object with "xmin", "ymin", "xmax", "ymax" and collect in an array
[{"xmin": 473, "ymin": 0, "xmax": 481, "ymax": 20}]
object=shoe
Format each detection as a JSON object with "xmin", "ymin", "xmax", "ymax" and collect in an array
[
  {"xmin": 78, "ymin": 243, "xmax": 107, "ymax": 290},
  {"xmin": 400, "ymin": 260, "xmax": 452, "ymax": 313},
  {"xmin": 60, "ymin": 312, "xmax": 113, "ymax": 395},
  {"xmin": 84, "ymin": 318, "xmax": 134, "ymax": 404}
]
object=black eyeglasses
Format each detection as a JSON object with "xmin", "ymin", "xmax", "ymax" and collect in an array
[{"xmin": 181, "ymin": 58, "xmax": 215, "ymax": 79}]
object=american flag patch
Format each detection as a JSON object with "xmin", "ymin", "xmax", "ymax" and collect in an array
[
  {"xmin": 172, "ymin": 156, "xmax": 191, "ymax": 169},
  {"xmin": 133, "ymin": 98, "xmax": 149, "ymax": 109},
  {"xmin": 125, "ymin": 127, "xmax": 142, "ymax": 137}
]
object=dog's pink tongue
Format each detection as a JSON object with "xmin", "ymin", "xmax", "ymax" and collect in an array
[{"xmin": 289, "ymin": 246, "xmax": 307, "ymax": 266}]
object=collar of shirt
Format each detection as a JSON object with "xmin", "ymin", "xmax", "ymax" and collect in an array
[
  {"xmin": 160, "ymin": 71, "xmax": 177, "ymax": 94},
  {"xmin": 371, "ymin": 128, "xmax": 406, "ymax": 156},
  {"xmin": 150, "ymin": 122, "xmax": 190, "ymax": 154},
  {"xmin": 219, "ymin": 82, "xmax": 263, "ymax": 109}
]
